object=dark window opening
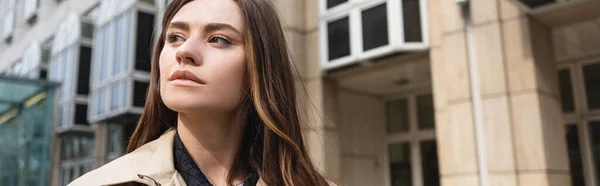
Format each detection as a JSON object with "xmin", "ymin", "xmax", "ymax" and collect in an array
[
  {"xmin": 74, "ymin": 104, "xmax": 89, "ymax": 125},
  {"xmin": 566, "ymin": 125, "xmax": 585, "ymax": 186},
  {"xmin": 135, "ymin": 11, "xmax": 155, "ymax": 72},
  {"xmin": 327, "ymin": 0, "xmax": 347, "ymax": 9},
  {"xmin": 558, "ymin": 69, "xmax": 575, "ymax": 113},
  {"xmin": 402, "ymin": 0, "xmax": 423, "ymax": 42},
  {"xmin": 362, "ymin": 3, "xmax": 389, "ymax": 51},
  {"xmin": 327, "ymin": 17, "xmax": 350, "ymax": 61},
  {"xmin": 133, "ymin": 81, "xmax": 149, "ymax": 107},
  {"xmin": 39, "ymin": 69, "xmax": 47, "ymax": 80},
  {"xmin": 583, "ymin": 63, "xmax": 600, "ymax": 110},
  {"xmin": 77, "ymin": 46, "xmax": 91, "ymax": 95}
]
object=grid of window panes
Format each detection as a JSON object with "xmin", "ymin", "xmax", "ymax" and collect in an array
[
  {"xmin": 557, "ymin": 61, "xmax": 600, "ymax": 186},
  {"xmin": 321, "ymin": 0, "xmax": 425, "ymax": 65},
  {"xmin": 89, "ymin": 8, "xmax": 154, "ymax": 121},
  {"xmin": 386, "ymin": 94, "xmax": 439, "ymax": 186},
  {"xmin": 60, "ymin": 135, "xmax": 94, "ymax": 185},
  {"xmin": 49, "ymin": 44, "xmax": 91, "ymax": 128}
]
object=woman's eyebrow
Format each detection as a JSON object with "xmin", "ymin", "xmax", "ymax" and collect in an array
[
  {"xmin": 204, "ymin": 22, "xmax": 242, "ymax": 36},
  {"xmin": 169, "ymin": 21, "xmax": 190, "ymax": 31}
]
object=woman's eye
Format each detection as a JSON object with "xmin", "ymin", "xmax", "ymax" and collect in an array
[
  {"xmin": 167, "ymin": 34, "xmax": 185, "ymax": 43},
  {"xmin": 208, "ymin": 36, "xmax": 232, "ymax": 46}
]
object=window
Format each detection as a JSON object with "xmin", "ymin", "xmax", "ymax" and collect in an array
[
  {"xmin": 2, "ymin": 0, "xmax": 16, "ymax": 42},
  {"xmin": 387, "ymin": 98, "xmax": 409, "ymax": 133},
  {"xmin": 327, "ymin": 17, "xmax": 351, "ymax": 61},
  {"xmin": 401, "ymin": 0, "xmax": 423, "ymax": 42},
  {"xmin": 558, "ymin": 69, "xmax": 575, "ymax": 113},
  {"xmin": 74, "ymin": 104, "xmax": 89, "ymax": 125},
  {"xmin": 583, "ymin": 63, "xmax": 600, "ymax": 110},
  {"xmin": 135, "ymin": 11, "xmax": 155, "ymax": 72},
  {"xmin": 77, "ymin": 46, "xmax": 92, "ymax": 95},
  {"xmin": 327, "ymin": 0, "xmax": 347, "ymax": 9},
  {"xmin": 320, "ymin": 0, "xmax": 428, "ymax": 70},
  {"xmin": 566, "ymin": 125, "xmax": 585, "ymax": 186},
  {"xmin": 60, "ymin": 135, "xmax": 94, "ymax": 186},
  {"xmin": 133, "ymin": 81, "xmax": 149, "ymax": 107},
  {"xmin": 23, "ymin": 0, "xmax": 39, "ymax": 23},
  {"xmin": 362, "ymin": 4, "xmax": 388, "ymax": 51},
  {"xmin": 386, "ymin": 93, "xmax": 439, "ymax": 186},
  {"xmin": 557, "ymin": 61, "xmax": 600, "ymax": 186}
]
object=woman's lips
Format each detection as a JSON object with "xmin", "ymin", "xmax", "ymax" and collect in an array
[{"xmin": 168, "ymin": 69, "xmax": 205, "ymax": 86}]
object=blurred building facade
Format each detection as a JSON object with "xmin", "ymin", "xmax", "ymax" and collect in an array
[{"xmin": 1, "ymin": 0, "xmax": 600, "ymax": 186}]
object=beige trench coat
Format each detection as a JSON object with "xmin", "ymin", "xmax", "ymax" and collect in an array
[{"xmin": 68, "ymin": 129, "xmax": 267, "ymax": 186}]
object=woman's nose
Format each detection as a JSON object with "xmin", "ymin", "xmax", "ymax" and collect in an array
[{"xmin": 175, "ymin": 40, "xmax": 202, "ymax": 65}]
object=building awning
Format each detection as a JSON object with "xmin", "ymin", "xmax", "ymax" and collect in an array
[{"xmin": 0, "ymin": 76, "xmax": 59, "ymax": 124}]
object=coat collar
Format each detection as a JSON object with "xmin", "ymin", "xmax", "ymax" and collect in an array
[{"xmin": 69, "ymin": 128, "xmax": 185, "ymax": 186}]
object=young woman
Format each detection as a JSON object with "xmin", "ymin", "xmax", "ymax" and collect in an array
[{"xmin": 69, "ymin": 0, "xmax": 333, "ymax": 185}]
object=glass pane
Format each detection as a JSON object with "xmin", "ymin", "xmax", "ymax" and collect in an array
[
  {"xmin": 74, "ymin": 104, "xmax": 88, "ymax": 125},
  {"xmin": 421, "ymin": 140, "xmax": 439, "ymax": 186},
  {"xmin": 417, "ymin": 94, "xmax": 435, "ymax": 129},
  {"xmin": 135, "ymin": 11, "xmax": 155, "ymax": 72},
  {"xmin": 108, "ymin": 125, "xmax": 123, "ymax": 155},
  {"xmin": 589, "ymin": 121, "xmax": 600, "ymax": 184},
  {"xmin": 98, "ymin": 88, "xmax": 106, "ymax": 115},
  {"xmin": 327, "ymin": 0, "xmax": 346, "ymax": 9},
  {"xmin": 92, "ymin": 27, "xmax": 103, "ymax": 85},
  {"xmin": 327, "ymin": 17, "xmax": 350, "ymax": 61},
  {"xmin": 100, "ymin": 25, "xmax": 110, "ymax": 82},
  {"xmin": 389, "ymin": 143, "xmax": 411, "ymax": 186},
  {"xmin": 111, "ymin": 84, "xmax": 120, "ymax": 111},
  {"xmin": 81, "ymin": 22, "xmax": 94, "ymax": 39},
  {"xmin": 583, "ymin": 63, "xmax": 600, "ymax": 110},
  {"xmin": 387, "ymin": 98, "xmax": 409, "ymax": 133},
  {"xmin": 77, "ymin": 46, "xmax": 91, "ymax": 95},
  {"xmin": 113, "ymin": 15, "xmax": 123, "ymax": 76},
  {"xmin": 566, "ymin": 125, "xmax": 585, "ymax": 186},
  {"xmin": 402, "ymin": 0, "xmax": 423, "ymax": 42},
  {"xmin": 133, "ymin": 81, "xmax": 149, "ymax": 107},
  {"xmin": 558, "ymin": 69, "xmax": 575, "ymax": 113},
  {"xmin": 362, "ymin": 3, "xmax": 388, "ymax": 51}
]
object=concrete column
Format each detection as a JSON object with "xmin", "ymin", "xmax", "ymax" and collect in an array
[
  {"xmin": 428, "ymin": 0, "xmax": 571, "ymax": 185},
  {"xmin": 272, "ymin": 0, "xmax": 342, "ymax": 182},
  {"xmin": 93, "ymin": 123, "xmax": 108, "ymax": 168}
]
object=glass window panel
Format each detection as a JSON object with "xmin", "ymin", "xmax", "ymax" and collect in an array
[
  {"xmin": 589, "ymin": 121, "xmax": 600, "ymax": 183},
  {"xmin": 402, "ymin": 0, "xmax": 423, "ymax": 42},
  {"xmin": 417, "ymin": 94, "xmax": 435, "ymax": 129},
  {"xmin": 100, "ymin": 25, "xmax": 111, "ymax": 81},
  {"xmin": 421, "ymin": 141, "xmax": 440, "ymax": 186},
  {"xmin": 583, "ymin": 63, "xmax": 600, "ymax": 110},
  {"xmin": 362, "ymin": 3, "xmax": 389, "ymax": 51},
  {"xmin": 81, "ymin": 22, "xmax": 94, "ymax": 39},
  {"xmin": 98, "ymin": 88, "xmax": 106, "ymax": 115},
  {"xmin": 133, "ymin": 81, "xmax": 149, "ymax": 107},
  {"xmin": 327, "ymin": 17, "xmax": 350, "ymax": 61},
  {"xmin": 113, "ymin": 15, "xmax": 124, "ymax": 76},
  {"xmin": 74, "ymin": 104, "xmax": 88, "ymax": 125},
  {"xmin": 121, "ymin": 13, "xmax": 131, "ymax": 73},
  {"xmin": 135, "ymin": 11, "xmax": 155, "ymax": 72},
  {"xmin": 119, "ymin": 81, "xmax": 127, "ymax": 108},
  {"xmin": 387, "ymin": 98, "xmax": 409, "ymax": 133},
  {"xmin": 111, "ymin": 84, "xmax": 120, "ymax": 110},
  {"xmin": 65, "ymin": 47, "xmax": 76, "ymax": 97},
  {"xmin": 108, "ymin": 125, "xmax": 123, "ymax": 155},
  {"xmin": 558, "ymin": 69, "xmax": 575, "ymax": 113},
  {"xmin": 77, "ymin": 46, "xmax": 91, "ymax": 95},
  {"xmin": 327, "ymin": 0, "xmax": 347, "ymax": 9},
  {"xmin": 565, "ymin": 125, "xmax": 585, "ymax": 186},
  {"xmin": 92, "ymin": 28, "xmax": 102, "ymax": 85},
  {"xmin": 389, "ymin": 143, "xmax": 411, "ymax": 186}
]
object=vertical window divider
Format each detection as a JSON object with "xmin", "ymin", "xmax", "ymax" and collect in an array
[{"xmin": 574, "ymin": 61, "xmax": 598, "ymax": 186}]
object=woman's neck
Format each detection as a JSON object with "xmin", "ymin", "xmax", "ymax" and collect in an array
[{"xmin": 176, "ymin": 111, "xmax": 246, "ymax": 186}]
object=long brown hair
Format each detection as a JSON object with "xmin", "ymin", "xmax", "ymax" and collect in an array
[{"xmin": 126, "ymin": 0, "xmax": 329, "ymax": 185}]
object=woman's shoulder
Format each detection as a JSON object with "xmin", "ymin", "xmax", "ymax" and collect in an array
[{"xmin": 69, "ymin": 129, "xmax": 178, "ymax": 186}]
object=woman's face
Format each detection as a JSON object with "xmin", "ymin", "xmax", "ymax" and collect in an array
[{"xmin": 159, "ymin": 0, "xmax": 246, "ymax": 114}]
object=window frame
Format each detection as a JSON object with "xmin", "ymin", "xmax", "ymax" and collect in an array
[
  {"xmin": 318, "ymin": 0, "xmax": 429, "ymax": 70},
  {"xmin": 88, "ymin": 3, "xmax": 154, "ymax": 122},
  {"xmin": 557, "ymin": 58, "xmax": 600, "ymax": 186},
  {"xmin": 382, "ymin": 88, "xmax": 437, "ymax": 186}
]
